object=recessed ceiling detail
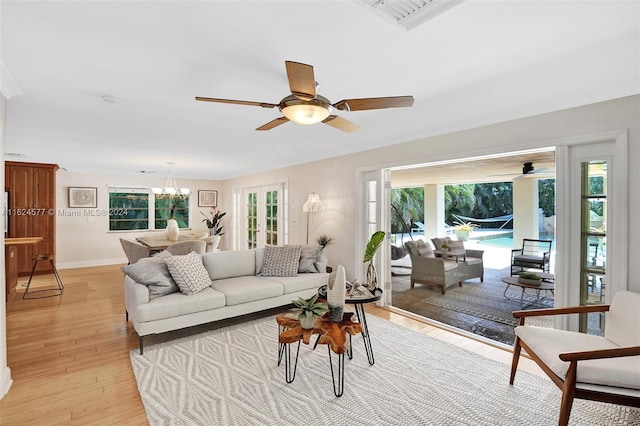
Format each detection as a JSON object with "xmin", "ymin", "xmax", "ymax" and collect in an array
[{"xmin": 357, "ymin": 0, "xmax": 464, "ymax": 31}]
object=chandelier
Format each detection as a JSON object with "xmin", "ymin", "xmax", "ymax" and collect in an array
[{"xmin": 151, "ymin": 162, "xmax": 190, "ymax": 199}]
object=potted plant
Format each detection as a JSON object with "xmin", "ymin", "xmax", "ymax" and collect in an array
[
  {"xmin": 201, "ymin": 208, "xmax": 226, "ymax": 236},
  {"xmin": 363, "ymin": 231, "xmax": 385, "ymax": 291},
  {"xmin": 453, "ymin": 221, "xmax": 477, "ymax": 241},
  {"xmin": 315, "ymin": 234, "xmax": 334, "ymax": 267},
  {"xmin": 518, "ymin": 272, "xmax": 542, "ymax": 286},
  {"xmin": 291, "ymin": 294, "xmax": 328, "ymax": 329}
]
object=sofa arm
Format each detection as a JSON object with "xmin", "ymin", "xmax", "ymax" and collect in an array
[{"xmin": 124, "ymin": 276, "xmax": 151, "ymax": 321}]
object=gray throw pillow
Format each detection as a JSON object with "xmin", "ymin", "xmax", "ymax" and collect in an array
[
  {"xmin": 165, "ymin": 252, "xmax": 212, "ymax": 296},
  {"xmin": 416, "ymin": 240, "xmax": 435, "ymax": 258},
  {"xmin": 447, "ymin": 238, "xmax": 465, "ymax": 251},
  {"xmin": 431, "ymin": 237, "xmax": 447, "ymax": 251},
  {"xmin": 297, "ymin": 244, "xmax": 323, "ymax": 273},
  {"xmin": 121, "ymin": 257, "xmax": 179, "ymax": 299},
  {"xmin": 261, "ymin": 245, "xmax": 301, "ymax": 277}
]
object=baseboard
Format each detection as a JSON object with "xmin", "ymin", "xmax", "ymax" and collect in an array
[
  {"xmin": 0, "ymin": 365, "xmax": 12, "ymax": 399},
  {"xmin": 57, "ymin": 258, "xmax": 125, "ymax": 270}
]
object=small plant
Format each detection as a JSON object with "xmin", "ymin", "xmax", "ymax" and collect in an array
[
  {"xmin": 201, "ymin": 208, "xmax": 226, "ymax": 235},
  {"xmin": 441, "ymin": 242, "xmax": 449, "ymax": 250},
  {"xmin": 169, "ymin": 204, "xmax": 176, "ymax": 220},
  {"xmin": 316, "ymin": 234, "xmax": 334, "ymax": 249},
  {"xmin": 519, "ymin": 272, "xmax": 541, "ymax": 280},
  {"xmin": 453, "ymin": 221, "xmax": 478, "ymax": 232},
  {"xmin": 291, "ymin": 294, "xmax": 328, "ymax": 320},
  {"xmin": 363, "ymin": 231, "xmax": 385, "ymax": 263}
]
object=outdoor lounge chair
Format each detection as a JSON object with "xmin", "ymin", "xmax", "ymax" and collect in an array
[
  {"xmin": 510, "ymin": 290, "xmax": 640, "ymax": 426},
  {"xmin": 405, "ymin": 240, "xmax": 461, "ymax": 294},
  {"xmin": 511, "ymin": 238, "xmax": 552, "ymax": 276},
  {"xmin": 410, "ymin": 221, "xmax": 425, "ymax": 235}
]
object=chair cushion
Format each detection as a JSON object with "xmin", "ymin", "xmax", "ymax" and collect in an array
[
  {"xmin": 443, "ymin": 260, "xmax": 458, "ymax": 272},
  {"xmin": 513, "ymin": 254, "xmax": 544, "ymax": 264},
  {"xmin": 605, "ymin": 290, "xmax": 640, "ymax": 347},
  {"xmin": 515, "ymin": 325, "xmax": 640, "ymax": 390},
  {"xmin": 415, "ymin": 240, "xmax": 435, "ymax": 258}
]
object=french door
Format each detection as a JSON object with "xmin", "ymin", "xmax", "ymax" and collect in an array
[{"xmin": 239, "ymin": 183, "xmax": 285, "ymax": 249}]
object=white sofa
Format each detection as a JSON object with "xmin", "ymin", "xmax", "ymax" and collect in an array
[{"xmin": 124, "ymin": 248, "xmax": 330, "ymax": 354}]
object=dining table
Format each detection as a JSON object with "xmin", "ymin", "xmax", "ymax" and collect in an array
[{"xmin": 135, "ymin": 234, "xmax": 211, "ymax": 252}]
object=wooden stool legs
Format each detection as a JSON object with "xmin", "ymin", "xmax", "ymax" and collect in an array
[{"xmin": 23, "ymin": 254, "xmax": 64, "ymax": 299}]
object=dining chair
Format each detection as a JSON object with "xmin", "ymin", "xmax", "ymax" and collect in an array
[
  {"xmin": 165, "ymin": 240, "xmax": 206, "ymax": 256},
  {"xmin": 119, "ymin": 238, "xmax": 150, "ymax": 264}
]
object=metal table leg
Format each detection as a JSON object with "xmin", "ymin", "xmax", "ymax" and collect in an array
[
  {"xmin": 354, "ymin": 303, "xmax": 375, "ymax": 365},
  {"xmin": 328, "ymin": 346, "xmax": 345, "ymax": 397},
  {"xmin": 283, "ymin": 341, "xmax": 301, "ymax": 384}
]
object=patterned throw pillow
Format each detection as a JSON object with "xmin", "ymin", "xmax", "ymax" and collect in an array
[
  {"xmin": 165, "ymin": 252, "xmax": 212, "ymax": 296},
  {"xmin": 260, "ymin": 245, "xmax": 301, "ymax": 277}
]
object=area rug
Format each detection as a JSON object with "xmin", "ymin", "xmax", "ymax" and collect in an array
[
  {"xmin": 422, "ymin": 280, "xmax": 554, "ymax": 328},
  {"xmin": 129, "ymin": 316, "xmax": 640, "ymax": 425}
]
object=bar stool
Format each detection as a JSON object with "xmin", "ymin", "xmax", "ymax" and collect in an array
[{"xmin": 23, "ymin": 254, "xmax": 64, "ymax": 299}]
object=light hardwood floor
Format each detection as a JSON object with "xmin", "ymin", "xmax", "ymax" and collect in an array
[{"xmin": 0, "ymin": 264, "xmax": 543, "ymax": 425}]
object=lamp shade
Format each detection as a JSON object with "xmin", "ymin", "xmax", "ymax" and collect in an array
[{"xmin": 302, "ymin": 193, "xmax": 325, "ymax": 212}]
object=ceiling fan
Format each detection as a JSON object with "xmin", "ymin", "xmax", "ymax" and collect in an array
[
  {"xmin": 195, "ymin": 60, "xmax": 414, "ymax": 132},
  {"xmin": 490, "ymin": 162, "xmax": 553, "ymax": 180}
]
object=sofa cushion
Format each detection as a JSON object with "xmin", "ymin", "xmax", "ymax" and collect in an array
[
  {"xmin": 136, "ymin": 287, "xmax": 226, "ymax": 322},
  {"xmin": 260, "ymin": 245, "xmax": 301, "ymax": 277},
  {"xmin": 203, "ymin": 249, "xmax": 257, "ymax": 280},
  {"xmin": 515, "ymin": 325, "xmax": 640, "ymax": 390},
  {"xmin": 210, "ymin": 276, "xmax": 283, "ymax": 306},
  {"xmin": 121, "ymin": 256, "xmax": 179, "ymax": 299},
  {"xmin": 263, "ymin": 272, "xmax": 330, "ymax": 294},
  {"xmin": 166, "ymin": 252, "xmax": 212, "ymax": 296}
]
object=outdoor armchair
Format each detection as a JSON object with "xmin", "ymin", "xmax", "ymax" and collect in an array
[
  {"xmin": 510, "ymin": 290, "xmax": 640, "ymax": 426},
  {"xmin": 511, "ymin": 238, "xmax": 552, "ymax": 276},
  {"xmin": 405, "ymin": 240, "xmax": 461, "ymax": 294}
]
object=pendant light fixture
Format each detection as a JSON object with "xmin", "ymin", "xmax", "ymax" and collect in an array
[{"xmin": 151, "ymin": 162, "xmax": 190, "ymax": 199}]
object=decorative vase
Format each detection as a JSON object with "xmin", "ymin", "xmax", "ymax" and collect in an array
[
  {"xmin": 299, "ymin": 316, "xmax": 316, "ymax": 329},
  {"xmin": 165, "ymin": 219, "xmax": 179, "ymax": 241},
  {"xmin": 366, "ymin": 261, "xmax": 378, "ymax": 291},
  {"xmin": 327, "ymin": 265, "xmax": 346, "ymax": 322},
  {"xmin": 209, "ymin": 228, "xmax": 216, "ymax": 237},
  {"xmin": 209, "ymin": 235, "xmax": 221, "ymax": 252}
]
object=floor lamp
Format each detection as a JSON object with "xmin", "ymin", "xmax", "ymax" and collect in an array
[{"xmin": 302, "ymin": 193, "xmax": 325, "ymax": 244}]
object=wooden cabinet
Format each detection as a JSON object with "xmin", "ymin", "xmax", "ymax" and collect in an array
[{"xmin": 5, "ymin": 161, "xmax": 58, "ymax": 275}]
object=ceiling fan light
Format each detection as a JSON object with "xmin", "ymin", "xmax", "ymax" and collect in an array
[{"xmin": 281, "ymin": 103, "xmax": 330, "ymax": 125}]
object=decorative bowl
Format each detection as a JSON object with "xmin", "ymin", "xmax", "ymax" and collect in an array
[{"xmin": 518, "ymin": 277, "xmax": 542, "ymax": 286}]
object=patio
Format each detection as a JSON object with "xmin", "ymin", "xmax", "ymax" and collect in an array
[{"xmin": 390, "ymin": 235, "xmax": 555, "ymax": 345}]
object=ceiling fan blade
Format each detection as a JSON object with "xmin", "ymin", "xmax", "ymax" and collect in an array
[
  {"xmin": 256, "ymin": 117, "xmax": 289, "ymax": 131},
  {"xmin": 322, "ymin": 115, "xmax": 360, "ymax": 133},
  {"xmin": 285, "ymin": 61, "xmax": 316, "ymax": 101},
  {"xmin": 195, "ymin": 97, "xmax": 277, "ymax": 109},
  {"xmin": 333, "ymin": 95, "xmax": 414, "ymax": 111}
]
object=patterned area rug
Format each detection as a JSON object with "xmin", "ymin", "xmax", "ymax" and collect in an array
[
  {"xmin": 423, "ymin": 280, "xmax": 554, "ymax": 328},
  {"xmin": 129, "ymin": 315, "xmax": 639, "ymax": 425}
]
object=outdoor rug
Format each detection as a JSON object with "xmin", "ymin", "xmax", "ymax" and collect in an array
[
  {"xmin": 422, "ymin": 280, "xmax": 554, "ymax": 328},
  {"xmin": 129, "ymin": 315, "xmax": 640, "ymax": 425}
]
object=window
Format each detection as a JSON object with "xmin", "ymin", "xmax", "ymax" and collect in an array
[{"xmin": 108, "ymin": 187, "xmax": 190, "ymax": 231}]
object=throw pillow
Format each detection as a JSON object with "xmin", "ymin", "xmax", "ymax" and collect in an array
[
  {"xmin": 447, "ymin": 238, "xmax": 465, "ymax": 251},
  {"xmin": 416, "ymin": 240, "xmax": 435, "ymax": 257},
  {"xmin": 297, "ymin": 244, "xmax": 323, "ymax": 273},
  {"xmin": 165, "ymin": 252, "xmax": 212, "ymax": 296},
  {"xmin": 121, "ymin": 257, "xmax": 179, "ymax": 299},
  {"xmin": 431, "ymin": 237, "xmax": 447, "ymax": 251},
  {"xmin": 261, "ymin": 245, "xmax": 301, "ymax": 277}
]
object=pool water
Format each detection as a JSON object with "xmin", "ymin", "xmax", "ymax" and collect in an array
[{"xmin": 475, "ymin": 235, "xmax": 556, "ymax": 250}]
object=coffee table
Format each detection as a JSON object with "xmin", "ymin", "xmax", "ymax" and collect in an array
[
  {"xmin": 276, "ymin": 312, "xmax": 362, "ymax": 397},
  {"xmin": 501, "ymin": 275, "xmax": 555, "ymax": 308},
  {"xmin": 317, "ymin": 285, "xmax": 383, "ymax": 365}
]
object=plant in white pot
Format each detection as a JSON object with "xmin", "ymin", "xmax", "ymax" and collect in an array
[
  {"xmin": 291, "ymin": 294, "xmax": 328, "ymax": 329},
  {"xmin": 201, "ymin": 208, "xmax": 226, "ymax": 251},
  {"xmin": 453, "ymin": 221, "xmax": 477, "ymax": 242},
  {"xmin": 363, "ymin": 231, "xmax": 385, "ymax": 291},
  {"xmin": 315, "ymin": 234, "xmax": 334, "ymax": 267}
]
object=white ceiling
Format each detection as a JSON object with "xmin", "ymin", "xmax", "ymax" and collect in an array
[{"xmin": 2, "ymin": 1, "xmax": 638, "ymax": 180}]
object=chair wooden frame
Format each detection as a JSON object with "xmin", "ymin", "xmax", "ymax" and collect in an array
[
  {"xmin": 510, "ymin": 238, "xmax": 552, "ymax": 276},
  {"xmin": 510, "ymin": 304, "xmax": 640, "ymax": 426}
]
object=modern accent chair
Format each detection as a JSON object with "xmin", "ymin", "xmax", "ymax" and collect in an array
[
  {"xmin": 119, "ymin": 238, "xmax": 150, "ymax": 265},
  {"xmin": 165, "ymin": 239, "xmax": 206, "ymax": 256},
  {"xmin": 511, "ymin": 238, "xmax": 553, "ymax": 276},
  {"xmin": 404, "ymin": 240, "xmax": 461, "ymax": 294},
  {"xmin": 431, "ymin": 237, "xmax": 485, "ymax": 283},
  {"xmin": 510, "ymin": 290, "xmax": 640, "ymax": 426}
]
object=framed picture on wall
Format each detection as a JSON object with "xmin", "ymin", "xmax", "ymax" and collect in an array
[
  {"xmin": 198, "ymin": 190, "xmax": 218, "ymax": 207},
  {"xmin": 69, "ymin": 187, "xmax": 97, "ymax": 208}
]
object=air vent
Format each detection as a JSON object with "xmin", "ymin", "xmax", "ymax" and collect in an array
[
  {"xmin": 5, "ymin": 152, "xmax": 27, "ymax": 158},
  {"xmin": 357, "ymin": 0, "xmax": 464, "ymax": 31},
  {"xmin": 138, "ymin": 170, "xmax": 157, "ymax": 174}
]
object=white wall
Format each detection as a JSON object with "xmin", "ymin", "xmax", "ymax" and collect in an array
[
  {"xmin": 0, "ymin": 94, "xmax": 12, "ymax": 399},
  {"xmin": 55, "ymin": 171, "xmax": 224, "ymax": 268}
]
